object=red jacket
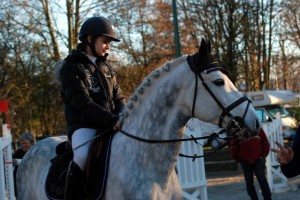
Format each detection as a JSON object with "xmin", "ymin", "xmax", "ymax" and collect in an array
[{"xmin": 230, "ymin": 128, "xmax": 270, "ymax": 163}]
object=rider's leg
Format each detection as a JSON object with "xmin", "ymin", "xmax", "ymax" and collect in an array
[
  {"xmin": 64, "ymin": 161, "xmax": 86, "ymax": 200},
  {"xmin": 64, "ymin": 128, "xmax": 97, "ymax": 200}
]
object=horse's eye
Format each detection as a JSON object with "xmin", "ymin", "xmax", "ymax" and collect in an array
[{"xmin": 213, "ymin": 79, "xmax": 224, "ymax": 86}]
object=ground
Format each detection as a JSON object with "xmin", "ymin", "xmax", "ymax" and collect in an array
[{"xmin": 206, "ymin": 171, "xmax": 300, "ymax": 200}]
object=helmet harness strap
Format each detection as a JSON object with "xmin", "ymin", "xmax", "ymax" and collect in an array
[{"xmin": 87, "ymin": 35, "xmax": 99, "ymax": 58}]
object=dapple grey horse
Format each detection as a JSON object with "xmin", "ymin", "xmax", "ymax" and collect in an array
[{"xmin": 17, "ymin": 39, "xmax": 259, "ymax": 200}]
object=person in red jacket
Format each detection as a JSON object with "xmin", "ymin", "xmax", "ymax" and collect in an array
[{"xmin": 229, "ymin": 128, "xmax": 272, "ymax": 200}]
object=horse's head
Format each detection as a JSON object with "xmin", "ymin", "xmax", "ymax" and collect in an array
[{"xmin": 187, "ymin": 38, "xmax": 259, "ymax": 138}]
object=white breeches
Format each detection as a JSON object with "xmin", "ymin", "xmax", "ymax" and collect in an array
[{"xmin": 71, "ymin": 128, "xmax": 97, "ymax": 171}]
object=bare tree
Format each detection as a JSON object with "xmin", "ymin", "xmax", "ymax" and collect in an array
[
  {"xmin": 1, "ymin": 0, "xmax": 300, "ymax": 138},
  {"xmin": 0, "ymin": 0, "xmax": 106, "ymax": 137},
  {"xmin": 269, "ymin": 0, "xmax": 300, "ymax": 91},
  {"xmin": 281, "ymin": 0, "xmax": 300, "ymax": 49}
]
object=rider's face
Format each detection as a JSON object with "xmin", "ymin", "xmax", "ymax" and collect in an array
[
  {"xmin": 92, "ymin": 36, "xmax": 112, "ymax": 57},
  {"xmin": 87, "ymin": 35, "xmax": 112, "ymax": 57}
]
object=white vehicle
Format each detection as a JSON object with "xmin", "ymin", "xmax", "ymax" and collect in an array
[
  {"xmin": 185, "ymin": 118, "xmax": 227, "ymax": 149},
  {"xmin": 244, "ymin": 90, "xmax": 298, "ymax": 139}
]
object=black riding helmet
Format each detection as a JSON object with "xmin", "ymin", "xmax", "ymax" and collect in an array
[
  {"xmin": 79, "ymin": 16, "xmax": 120, "ymax": 57},
  {"xmin": 79, "ymin": 16, "xmax": 120, "ymax": 42}
]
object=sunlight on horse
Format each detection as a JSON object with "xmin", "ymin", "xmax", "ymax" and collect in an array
[{"xmin": 17, "ymin": 39, "xmax": 259, "ymax": 200}]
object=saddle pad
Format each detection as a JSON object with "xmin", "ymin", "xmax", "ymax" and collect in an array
[
  {"xmin": 45, "ymin": 150, "xmax": 72, "ymax": 199},
  {"xmin": 45, "ymin": 134, "xmax": 113, "ymax": 200}
]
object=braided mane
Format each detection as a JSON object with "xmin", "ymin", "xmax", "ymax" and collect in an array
[{"xmin": 119, "ymin": 56, "xmax": 188, "ymax": 124}]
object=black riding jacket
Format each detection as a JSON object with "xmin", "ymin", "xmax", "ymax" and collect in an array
[{"xmin": 59, "ymin": 50, "xmax": 125, "ymax": 138}]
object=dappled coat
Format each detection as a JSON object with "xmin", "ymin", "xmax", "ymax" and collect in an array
[{"xmin": 230, "ymin": 128, "xmax": 270, "ymax": 163}]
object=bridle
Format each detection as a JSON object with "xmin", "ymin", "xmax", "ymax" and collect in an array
[
  {"xmin": 187, "ymin": 55, "xmax": 252, "ymax": 138},
  {"xmin": 73, "ymin": 56, "xmax": 254, "ymax": 160},
  {"xmin": 118, "ymin": 56, "xmax": 254, "ymax": 159}
]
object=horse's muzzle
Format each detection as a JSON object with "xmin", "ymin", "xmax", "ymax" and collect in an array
[{"xmin": 226, "ymin": 117, "xmax": 259, "ymax": 139}]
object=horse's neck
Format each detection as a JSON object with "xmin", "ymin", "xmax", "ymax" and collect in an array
[
  {"xmin": 123, "ymin": 107, "xmax": 187, "ymax": 140},
  {"xmin": 122, "ymin": 110, "xmax": 186, "ymax": 182},
  {"xmin": 114, "ymin": 59, "xmax": 201, "ymax": 189},
  {"xmin": 122, "ymin": 66, "xmax": 190, "ymax": 141},
  {"xmin": 119, "ymin": 61, "xmax": 192, "ymax": 181}
]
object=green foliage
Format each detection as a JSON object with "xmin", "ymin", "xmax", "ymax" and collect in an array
[{"xmin": 286, "ymin": 107, "xmax": 300, "ymax": 123}]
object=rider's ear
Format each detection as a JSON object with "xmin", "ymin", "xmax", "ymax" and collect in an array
[{"xmin": 87, "ymin": 35, "xmax": 92, "ymax": 43}]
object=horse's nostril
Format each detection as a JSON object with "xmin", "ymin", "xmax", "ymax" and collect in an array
[
  {"xmin": 255, "ymin": 119, "xmax": 260, "ymax": 130},
  {"xmin": 231, "ymin": 121, "xmax": 236, "ymax": 127}
]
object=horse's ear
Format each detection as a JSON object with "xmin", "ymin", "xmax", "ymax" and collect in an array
[
  {"xmin": 199, "ymin": 38, "xmax": 206, "ymax": 56},
  {"xmin": 188, "ymin": 38, "xmax": 215, "ymax": 71},
  {"xmin": 199, "ymin": 38, "xmax": 211, "ymax": 57},
  {"xmin": 207, "ymin": 40, "xmax": 212, "ymax": 53}
]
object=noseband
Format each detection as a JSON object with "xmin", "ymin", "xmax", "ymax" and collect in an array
[{"xmin": 188, "ymin": 55, "xmax": 252, "ymax": 138}]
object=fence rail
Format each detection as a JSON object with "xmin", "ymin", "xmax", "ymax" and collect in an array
[{"xmin": 0, "ymin": 124, "xmax": 15, "ymax": 200}]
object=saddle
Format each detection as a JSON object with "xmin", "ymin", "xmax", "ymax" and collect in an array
[{"xmin": 45, "ymin": 134, "xmax": 113, "ymax": 200}]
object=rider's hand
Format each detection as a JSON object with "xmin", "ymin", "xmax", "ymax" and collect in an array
[
  {"xmin": 112, "ymin": 122, "xmax": 122, "ymax": 131},
  {"xmin": 271, "ymin": 141, "xmax": 294, "ymax": 165},
  {"xmin": 13, "ymin": 159, "xmax": 22, "ymax": 166}
]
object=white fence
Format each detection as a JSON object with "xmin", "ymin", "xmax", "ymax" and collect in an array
[
  {"xmin": 264, "ymin": 114, "xmax": 288, "ymax": 193},
  {"xmin": 0, "ymin": 124, "xmax": 15, "ymax": 200},
  {"xmin": 177, "ymin": 120, "xmax": 207, "ymax": 200},
  {"xmin": 177, "ymin": 115, "xmax": 290, "ymax": 199}
]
